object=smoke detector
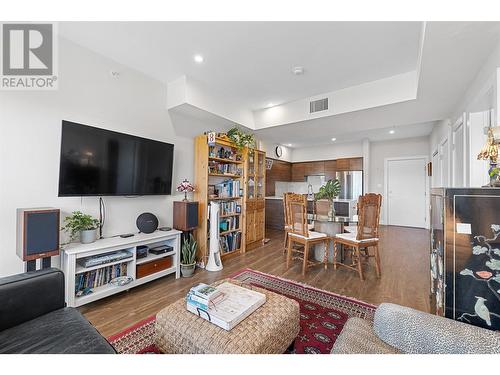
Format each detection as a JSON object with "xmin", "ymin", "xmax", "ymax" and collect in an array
[
  {"xmin": 292, "ymin": 66, "xmax": 304, "ymax": 75},
  {"xmin": 110, "ymin": 70, "xmax": 120, "ymax": 79}
]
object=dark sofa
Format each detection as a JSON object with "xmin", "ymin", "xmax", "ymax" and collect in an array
[{"xmin": 0, "ymin": 268, "xmax": 116, "ymax": 354}]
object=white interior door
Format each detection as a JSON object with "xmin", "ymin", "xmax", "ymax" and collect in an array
[
  {"xmin": 386, "ymin": 157, "xmax": 427, "ymax": 228},
  {"xmin": 468, "ymin": 111, "xmax": 490, "ymax": 187}
]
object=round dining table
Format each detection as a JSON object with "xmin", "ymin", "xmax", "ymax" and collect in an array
[{"xmin": 310, "ymin": 215, "xmax": 354, "ymax": 263}]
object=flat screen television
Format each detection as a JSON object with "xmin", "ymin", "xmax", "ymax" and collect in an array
[{"xmin": 58, "ymin": 121, "xmax": 174, "ymax": 196}]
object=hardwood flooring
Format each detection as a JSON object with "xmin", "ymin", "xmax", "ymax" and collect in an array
[{"xmin": 80, "ymin": 225, "xmax": 430, "ymax": 337}]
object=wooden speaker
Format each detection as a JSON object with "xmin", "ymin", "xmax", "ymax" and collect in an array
[
  {"xmin": 16, "ymin": 208, "xmax": 60, "ymax": 261},
  {"xmin": 173, "ymin": 201, "xmax": 199, "ymax": 231}
]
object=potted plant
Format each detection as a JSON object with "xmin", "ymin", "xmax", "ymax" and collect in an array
[
  {"xmin": 181, "ymin": 233, "xmax": 197, "ymax": 277},
  {"xmin": 226, "ymin": 127, "xmax": 256, "ymax": 150},
  {"xmin": 62, "ymin": 211, "xmax": 101, "ymax": 244},
  {"xmin": 314, "ymin": 179, "xmax": 341, "ymax": 219}
]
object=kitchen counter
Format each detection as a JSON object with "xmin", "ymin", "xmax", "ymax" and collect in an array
[{"xmin": 265, "ymin": 196, "xmax": 356, "ymax": 203}]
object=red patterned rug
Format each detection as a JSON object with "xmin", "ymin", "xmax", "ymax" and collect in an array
[{"xmin": 108, "ymin": 269, "xmax": 376, "ymax": 354}]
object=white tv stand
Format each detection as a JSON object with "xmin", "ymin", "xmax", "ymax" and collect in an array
[{"xmin": 60, "ymin": 230, "xmax": 182, "ymax": 307}]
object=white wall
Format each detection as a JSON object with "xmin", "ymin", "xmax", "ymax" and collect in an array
[
  {"xmin": 258, "ymin": 139, "xmax": 293, "ymax": 162},
  {"xmin": 0, "ymin": 38, "xmax": 194, "ymax": 277},
  {"xmin": 291, "ymin": 141, "xmax": 363, "ymax": 162}
]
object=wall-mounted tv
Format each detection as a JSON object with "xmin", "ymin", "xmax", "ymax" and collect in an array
[{"xmin": 58, "ymin": 121, "xmax": 174, "ymax": 196}]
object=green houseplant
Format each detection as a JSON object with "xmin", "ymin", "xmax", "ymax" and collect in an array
[
  {"xmin": 180, "ymin": 233, "xmax": 197, "ymax": 277},
  {"xmin": 226, "ymin": 127, "xmax": 256, "ymax": 150},
  {"xmin": 314, "ymin": 179, "xmax": 341, "ymax": 219},
  {"xmin": 62, "ymin": 211, "xmax": 100, "ymax": 244}
]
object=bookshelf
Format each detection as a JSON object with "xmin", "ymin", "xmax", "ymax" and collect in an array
[
  {"xmin": 194, "ymin": 135, "xmax": 246, "ymax": 261},
  {"xmin": 244, "ymin": 149, "xmax": 266, "ymax": 250}
]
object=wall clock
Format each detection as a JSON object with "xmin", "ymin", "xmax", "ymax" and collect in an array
[{"xmin": 275, "ymin": 145, "xmax": 283, "ymax": 158}]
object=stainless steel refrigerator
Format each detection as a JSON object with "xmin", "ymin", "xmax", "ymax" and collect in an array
[{"xmin": 335, "ymin": 171, "xmax": 363, "ymax": 200}]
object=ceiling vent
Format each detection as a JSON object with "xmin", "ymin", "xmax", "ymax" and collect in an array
[{"xmin": 310, "ymin": 98, "xmax": 328, "ymax": 113}]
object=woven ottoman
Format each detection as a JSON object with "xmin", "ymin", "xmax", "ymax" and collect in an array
[{"xmin": 155, "ymin": 279, "xmax": 300, "ymax": 354}]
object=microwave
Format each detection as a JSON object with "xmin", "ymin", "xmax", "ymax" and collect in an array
[{"xmin": 333, "ymin": 199, "xmax": 358, "ymax": 220}]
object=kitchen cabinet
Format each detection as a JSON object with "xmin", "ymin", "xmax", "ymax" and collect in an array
[
  {"xmin": 291, "ymin": 163, "xmax": 307, "ymax": 181},
  {"xmin": 324, "ymin": 160, "xmax": 337, "ymax": 180},
  {"xmin": 336, "ymin": 157, "xmax": 363, "ymax": 171}
]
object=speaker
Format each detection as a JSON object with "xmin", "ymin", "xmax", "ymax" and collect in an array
[
  {"xmin": 16, "ymin": 208, "xmax": 60, "ymax": 261},
  {"xmin": 136, "ymin": 212, "xmax": 159, "ymax": 234},
  {"xmin": 173, "ymin": 201, "xmax": 199, "ymax": 231}
]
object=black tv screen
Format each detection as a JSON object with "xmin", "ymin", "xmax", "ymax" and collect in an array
[{"xmin": 58, "ymin": 121, "xmax": 174, "ymax": 196}]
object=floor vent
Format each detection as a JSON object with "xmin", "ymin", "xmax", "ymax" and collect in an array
[{"xmin": 310, "ymin": 98, "xmax": 329, "ymax": 113}]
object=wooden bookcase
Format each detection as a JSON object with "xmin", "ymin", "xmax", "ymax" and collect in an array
[
  {"xmin": 194, "ymin": 135, "xmax": 246, "ymax": 262},
  {"xmin": 244, "ymin": 149, "xmax": 266, "ymax": 250}
]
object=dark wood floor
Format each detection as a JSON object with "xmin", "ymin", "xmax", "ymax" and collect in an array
[{"xmin": 80, "ymin": 225, "xmax": 430, "ymax": 337}]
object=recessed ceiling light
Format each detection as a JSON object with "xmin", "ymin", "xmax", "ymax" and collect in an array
[
  {"xmin": 285, "ymin": 143, "xmax": 292, "ymax": 147},
  {"xmin": 193, "ymin": 54, "xmax": 204, "ymax": 63},
  {"xmin": 331, "ymin": 137, "xmax": 337, "ymax": 142},
  {"xmin": 267, "ymin": 102, "xmax": 274, "ymax": 108},
  {"xmin": 389, "ymin": 130, "xmax": 395, "ymax": 134},
  {"xmin": 292, "ymin": 66, "xmax": 304, "ymax": 75}
]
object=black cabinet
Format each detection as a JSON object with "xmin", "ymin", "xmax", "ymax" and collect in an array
[{"xmin": 430, "ymin": 188, "xmax": 500, "ymax": 330}]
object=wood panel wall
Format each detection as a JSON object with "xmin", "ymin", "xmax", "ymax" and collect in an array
[{"xmin": 265, "ymin": 158, "xmax": 292, "ymax": 196}]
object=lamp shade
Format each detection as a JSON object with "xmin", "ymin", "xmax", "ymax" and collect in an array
[
  {"xmin": 477, "ymin": 128, "xmax": 498, "ymax": 162},
  {"xmin": 176, "ymin": 179, "xmax": 195, "ymax": 193}
]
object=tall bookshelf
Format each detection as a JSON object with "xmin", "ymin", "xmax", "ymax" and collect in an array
[{"xmin": 194, "ymin": 135, "xmax": 246, "ymax": 262}]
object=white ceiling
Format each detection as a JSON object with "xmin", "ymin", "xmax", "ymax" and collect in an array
[
  {"xmin": 59, "ymin": 21, "xmax": 500, "ymax": 147},
  {"xmin": 59, "ymin": 21, "xmax": 422, "ymax": 110}
]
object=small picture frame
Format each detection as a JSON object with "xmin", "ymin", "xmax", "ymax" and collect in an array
[{"xmin": 208, "ymin": 185, "xmax": 216, "ymax": 197}]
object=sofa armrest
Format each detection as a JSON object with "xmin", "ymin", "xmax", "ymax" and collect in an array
[
  {"xmin": 373, "ymin": 303, "xmax": 500, "ymax": 354},
  {"xmin": 0, "ymin": 268, "xmax": 65, "ymax": 331}
]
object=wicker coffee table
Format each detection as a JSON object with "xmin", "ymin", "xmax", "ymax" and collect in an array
[{"xmin": 155, "ymin": 279, "xmax": 300, "ymax": 354}]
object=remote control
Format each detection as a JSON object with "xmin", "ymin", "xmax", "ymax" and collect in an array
[{"xmin": 120, "ymin": 233, "xmax": 135, "ymax": 238}]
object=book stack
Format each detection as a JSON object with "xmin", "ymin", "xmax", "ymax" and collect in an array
[
  {"xmin": 220, "ymin": 201, "xmax": 239, "ymax": 215},
  {"xmin": 186, "ymin": 282, "xmax": 266, "ymax": 331},
  {"xmin": 219, "ymin": 232, "xmax": 241, "ymax": 253},
  {"xmin": 74, "ymin": 263, "xmax": 128, "ymax": 294},
  {"xmin": 187, "ymin": 283, "xmax": 225, "ymax": 310},
  {"xmin": 215, "ymin": 179, "xmax": 241, "ymax": 198}
]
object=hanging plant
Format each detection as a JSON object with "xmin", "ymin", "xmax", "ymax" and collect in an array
[{"xmin": 226, "ymin": 127, "xmax": 255, "ymax": 150}]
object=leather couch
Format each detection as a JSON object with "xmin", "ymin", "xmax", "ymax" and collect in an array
[{"xmin": 0, "ymin": 268, "xmax": 116, "ymax": 354}]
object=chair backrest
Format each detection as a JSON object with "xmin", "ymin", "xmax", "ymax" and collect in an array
[
  {"xmin": 287, "ymin": 194, "xmax": 308, "ymax": 237},
  {"xmin": 283, "ymin": 193, "xmax": 291, "ymax": 227},
  {"xmin": 356, "ymin": 193, "xmax": 382, "ymax": 240}
]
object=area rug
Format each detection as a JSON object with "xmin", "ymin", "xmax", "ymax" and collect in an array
[{"xmin": 108, "ymin": 268, "xmax": 376, "ymax": 354}]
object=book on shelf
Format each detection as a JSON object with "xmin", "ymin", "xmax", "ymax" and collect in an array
[
  {"xmin": 219, "ymin": 216, "xmax": 239, "ymax": 232},
  {"xmin": 220, "ymin": 201, "xmax": 239, "ymax": 215},
  {"xmin": 74, "ymin": 263, "xmax": 128, "ymax": 294},
  {"xmin": 214, "ymin": 179, "xmax": 241, "ymax": 198},
  {"xmin": 219, "ymin": 231, "xmax": 241, "ymax": 253},
  {"xmin": 208, "ymin": 161, "xmax": 242, "ymax": 176},
  {"xmin": 186, "ymin": 282, "xmax": 266, "ymax": 331}
]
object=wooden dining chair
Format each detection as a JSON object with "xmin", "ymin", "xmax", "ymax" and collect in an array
[
  {"xmin": 331, "ymin": 193, "xmax": 382, "ymax": 280},
  {"xmin": 286, "ymin": 195, "xmax": 328, "ymax": 275},
  {"xmin": 283, "ymin": 193, "xmax": 314, "ymax": 252}
]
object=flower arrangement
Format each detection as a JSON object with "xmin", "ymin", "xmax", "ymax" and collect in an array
[{"xmin": 177, "ymin": 179, "xmax": 195, "ymax": 201}]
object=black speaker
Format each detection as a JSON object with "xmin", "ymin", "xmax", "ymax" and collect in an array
[
  {"xmin": 173, "ymin": 201, "xmax": 199, "ymax": 231},
  {"xmin": 136, "ymin": 213, "xmax": 159, "ymax": 234},
  {"xmin": 16, "ymin": 208, "xmax": 60, "ymax": 261}
]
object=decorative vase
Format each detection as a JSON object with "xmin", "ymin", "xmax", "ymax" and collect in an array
[
  {"xmin": 80, "ymin": 229, "xmax": 97, "ymax": 244},
  {"xmin": 180, "ymin": 263, "xmax": 196, "ymax": 277},
  {"xmin": 328, "ymin": 200, "xmax": 336, "ymax": 219}
]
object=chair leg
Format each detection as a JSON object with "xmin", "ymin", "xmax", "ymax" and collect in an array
[
  {"xmin": 302, "ymin": 242, "xmax": 309, "ymax": 276},
  {"xmin": 283, "ymin": 231, "xmax": 288, "ymax": 253},
  {"xmin": 324, "ymin": 239, "xmax": 329, "ymax": 270},
  {"xmin": 333, "ymin": 240, "xmax": 338, "ymax": 270},
  {"xmin": 286, "ymin": 237, "xmax": 293, "ymax": 269},
  {"xmin": 374, "ymin": 244, "xmax": 381, "ymax": 278},
  {"xmin": 355, "ymin": 246, "xmax": 364, "ymax": 281}
]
